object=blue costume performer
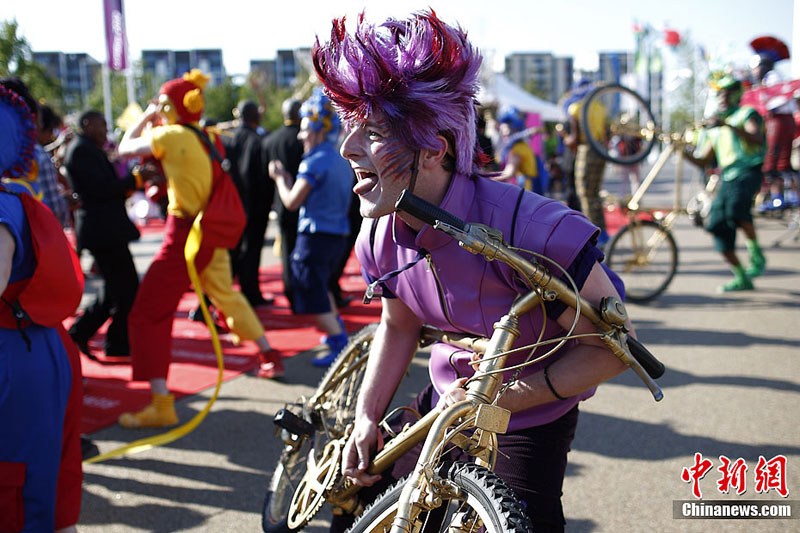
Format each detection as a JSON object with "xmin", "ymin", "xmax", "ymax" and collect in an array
[
  {"xmin": 0, "ymin": 84, "xmax": 74, "ymax": 532},
  {"xmin": 268, "ymin": 88, "xmax": 354, "ymax": 369}
]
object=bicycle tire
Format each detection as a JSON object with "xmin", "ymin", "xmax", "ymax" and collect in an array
[
  {"xmin": 262, "ymin": 324, "xmax": 378, "ymax": 533},
  {"xmin": 606, "ymin": 219, "xmax": 678, "ymax": 303},
  {"xmin": 581, "ymin": 83, "xmax": 657, "ymax": 165},
  {"xmin": 346, "ymin": 461, "xmax": 533, "ymax": 533}
]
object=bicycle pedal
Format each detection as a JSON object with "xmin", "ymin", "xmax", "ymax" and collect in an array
[{"xmin": 273, "ymin": 408, "xmax": 315, "ymax": 436}]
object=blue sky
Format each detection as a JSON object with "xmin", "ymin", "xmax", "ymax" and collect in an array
[{"xmin": 5, "ymin": 0, "xmax": 794, "ymax": 75}]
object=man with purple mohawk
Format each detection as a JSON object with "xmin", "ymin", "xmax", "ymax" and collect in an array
[{"xmin": 315, "ymin": 10, "xmax": 632, "ymax": 531}]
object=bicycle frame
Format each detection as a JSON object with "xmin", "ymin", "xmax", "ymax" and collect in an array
[
  {"xmin": 626, "ymin": 134, "xmax": 688, "ymax": 226},
  {"xmin": 325, "ymin": 205, "xmax": 664, "ymax": 531}
]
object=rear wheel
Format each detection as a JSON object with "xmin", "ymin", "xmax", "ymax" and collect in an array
[
  {"xmin": 582, "ymin": 83, "xmax": 657, "ymax": 165},
  {"xmin": 347, "ymin": 461, "xmax": 532, "ymax": 533},
  {"xmin": 262, "ymin": 324, "xmax": 377, "ymax": 532},
  {"xmin": 606, "ymin": 219, "xmax": 678, "ymax": 303}
]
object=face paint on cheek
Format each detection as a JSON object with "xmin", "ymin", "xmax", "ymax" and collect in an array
[{"xmin": 377, "ymin": 138, "xmax": 415, "ymax": 182}]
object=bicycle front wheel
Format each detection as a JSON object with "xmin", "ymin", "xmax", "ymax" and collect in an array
[
  {"xmin": 262, "ymin": 437, "xmax": 312, "ymax": 533},
  {"xmin": 606, "ymin": 219, "xmax": 678, "ymax": 303},
  {"xmin": 347, "ymin": 461, "xmax": 532, "ymax": 533},
  {"xmin": 582, "ymin": 83, "xmax": 657, "ymax": 165},
  {"xmin": 262, "ymin": 324, "xmax": 377, "ymax": 533}
]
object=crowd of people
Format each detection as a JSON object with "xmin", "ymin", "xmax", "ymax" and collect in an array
[
  {"xmin": 0, "ymin": 66, "xmax": 362, "ymax": 528},
  {"xmin": 1, "ymin": 9, "xmax": 796, "ymax": 531}
]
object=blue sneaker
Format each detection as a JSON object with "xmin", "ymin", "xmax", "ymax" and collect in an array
[
  {"xmin": 319, "ymin": 315, "xmax": 346, "ymax": 344},
  {"xmin": 759, "ymin": 194, "xmax": 785, "ymax": 212},
  {"xmin": 311, "ymin": 332, "xmax": 349, "ymax": 367}
]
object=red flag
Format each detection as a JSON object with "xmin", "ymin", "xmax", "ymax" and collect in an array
[{"xmin": 664, "ymin": 29, "xmax": 681, "ymax": 48}]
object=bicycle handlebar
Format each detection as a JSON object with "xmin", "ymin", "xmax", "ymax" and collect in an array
[
  {"xmin": 394, "ymin": 189, "xmax": 665, "ymax": 399},
  {"xmin": 395, "ymin": 189, "xmax": 467, "ymax": 231},
  {"xmin": 627, "ymin": 336, "xmax": 665, "ymax": 378}
]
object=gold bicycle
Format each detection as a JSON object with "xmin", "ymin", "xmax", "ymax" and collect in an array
[
  {"xmin": 262, "ymin": 190, "xmax": 665, "ymax": 533},
  {"xmin": 581, "ymin": 83, "xmax": 717, "ymax": 302}
]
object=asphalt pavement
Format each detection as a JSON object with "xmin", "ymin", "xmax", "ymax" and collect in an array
[{"xmin": 77, "ymin": 160, "xmax": 800, "ymax": 532}]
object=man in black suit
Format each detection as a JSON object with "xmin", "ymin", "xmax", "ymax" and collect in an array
[
  {"xmin": 262, "ymin": 98, "xmax": 303, "ymax": 310},
  {"xmin": 64, "ymin": 110, "xmax": 146, "ymax": 358},
  {"xmin": 231, "ymin": 100, "xmax": 274, "ymax": 307}
]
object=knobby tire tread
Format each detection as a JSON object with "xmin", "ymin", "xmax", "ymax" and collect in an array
[{"xmin": 346, "ymin": 461, "xmax": 533, "ymax": 533}]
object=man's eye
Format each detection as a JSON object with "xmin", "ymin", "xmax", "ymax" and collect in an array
[{"xmin": 368, "ymin": 130, "xmax": 383, "ymax": 140}]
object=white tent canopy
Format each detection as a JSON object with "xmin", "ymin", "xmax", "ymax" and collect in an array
[{"xmin": 478, "ymin": 73, "xmax": 566, "ymax": 123}]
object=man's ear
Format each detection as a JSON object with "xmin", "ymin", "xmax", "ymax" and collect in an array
[{"xmin": 419, "ymin": 134, "xmax": 449, "ymax": 170}]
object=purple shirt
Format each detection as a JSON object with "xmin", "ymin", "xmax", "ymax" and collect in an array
[{"xmin": 356, "ymin": 172, "xmax": 602, "ymax": 430}]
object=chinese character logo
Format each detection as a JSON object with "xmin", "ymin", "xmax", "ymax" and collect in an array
[
  {"xmin": 754, "ymin": 455, "xmax": 788, "ymax": 498},
  {"xmin": 717, "ymin": 456, "xmax": 748, "ymax": 495},
  {"xmin": 681, "ymin": 452, "xmax": 713, "ymax": 499},
  {"xmin": 681, "ymin": 453, "xmax": 789, "ymax": 499}
]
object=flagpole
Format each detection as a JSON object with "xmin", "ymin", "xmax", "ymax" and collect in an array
[
  {"xmin": 102, "ymin": 63, "xmax": 113, "ymax": 130},
  {"xmin": 126, "ymin": 68, "xmax": 135, "ymax": 106}
]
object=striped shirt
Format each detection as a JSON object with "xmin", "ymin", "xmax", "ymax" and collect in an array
[{"xmin": 35, "ymin": 144, "xmax": 70, "ymax": 227}]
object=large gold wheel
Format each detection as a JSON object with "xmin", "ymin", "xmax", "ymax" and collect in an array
[{"xmin": 582, "ymin": 83, "xmax": 658, "ymax": 165}]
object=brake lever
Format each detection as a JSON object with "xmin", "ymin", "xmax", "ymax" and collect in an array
[{"xmin": 434, "ymin": 221, "xmax": 506, "ymax": 261}]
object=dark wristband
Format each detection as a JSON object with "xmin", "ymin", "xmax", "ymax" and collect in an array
[{"xmin": 544, "ymin": 363, "xmax": 568, "ymax": 401}]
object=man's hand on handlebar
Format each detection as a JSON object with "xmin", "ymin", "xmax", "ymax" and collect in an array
[
  {"xmin": 342, "ymin": 417, "xmax": 384, "ymax": 487},
  {"xmin": 435, "ymin": 377, "xmax": 469, "ymax": 411}
]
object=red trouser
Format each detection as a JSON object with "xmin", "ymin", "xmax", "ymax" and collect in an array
[
  {"xmin": 129, "ymin": 214, "xmax": 215, "ymax": 381},
  {"xmin": 763, "ymin": 113, "xmax": 795, "ymax": 173},
  {"xmin": 54, "ymin": 325, "xmax": 82, "ymax": 529}
]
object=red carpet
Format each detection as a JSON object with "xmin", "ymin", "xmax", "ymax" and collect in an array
[
  {"xmin": 72, "ymin": 206, "xmax": 631, "ymax": 434},
  {"xmin": 68, "ymin": 227, "xmax": 378, "ymax": 433}
]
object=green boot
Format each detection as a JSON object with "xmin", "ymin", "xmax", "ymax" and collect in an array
[
  {"xmin": 745, "ymin": 239, "xmax": 766, "ymax": 278},
  {"xmin": 718, "ymin": 265, "xmax": 754, "ymax": 293}
]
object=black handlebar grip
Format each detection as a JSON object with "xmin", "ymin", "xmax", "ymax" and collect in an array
[
  {"xmin": 627, "ymin": 337, "xmax": 665, "ymax": 379},
  {"xmin": 395, "ymin": 190, "xmax": 467, "ymax": 231}
]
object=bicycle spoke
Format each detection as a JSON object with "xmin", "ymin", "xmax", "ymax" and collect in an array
[{"xmin": 607, "ymin": 220, "xmax": 678, "ymax": 303}]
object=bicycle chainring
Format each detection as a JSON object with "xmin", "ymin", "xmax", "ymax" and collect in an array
[{"xmin": 286, "ymin": 438, "xmax": 343, "ymax": 530}]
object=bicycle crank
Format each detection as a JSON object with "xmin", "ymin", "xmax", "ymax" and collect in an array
[{"xmin": 286, "ymin": 438, "xmax": 343, "ymax": 530}]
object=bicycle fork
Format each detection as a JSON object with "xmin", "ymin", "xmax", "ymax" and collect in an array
[{"xmin": 387, "ymin": 313, "xmax": 522, "ymax": 533}]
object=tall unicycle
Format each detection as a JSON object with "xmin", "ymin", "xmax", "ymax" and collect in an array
[{"xmin": 581, "ymin": 83, "xmax": 658, "ymax": 165}]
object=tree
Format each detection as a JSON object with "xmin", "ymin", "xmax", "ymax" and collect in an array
[
  {"xmin": 0, "ymin": 19, "xmax": 64, "ymax": 111},
  {"xmin": 203, "ymin": 76, "xmax": 241, "ymax": 122},
  {"xmin": 86, "ymin": 69, "xmax": 131, "ymax": 125},
  {"xmin": 663, "ymin": 34, "xmax": 705, "ymax": 134},
  {"xmin": 524, "ymin": 79, "xmax": 550, "ymax": 101},
  {"xmin": 240, "ymin": 71, "xmax": 293, "ymax": 132}
]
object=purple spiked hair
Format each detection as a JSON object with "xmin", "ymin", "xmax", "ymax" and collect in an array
[{"xmin": 312, "ymin": 9, "xmax": 485, "ymax": 177}]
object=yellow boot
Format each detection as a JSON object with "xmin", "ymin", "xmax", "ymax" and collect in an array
[{"xmin": 119, "ymin": 393, "xmax": 178, "ymax": 428}]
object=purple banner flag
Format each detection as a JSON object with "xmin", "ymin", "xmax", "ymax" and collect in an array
[{"xmin": 104, "ymin": 0, "xmax": 127, "ymax": 70}]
